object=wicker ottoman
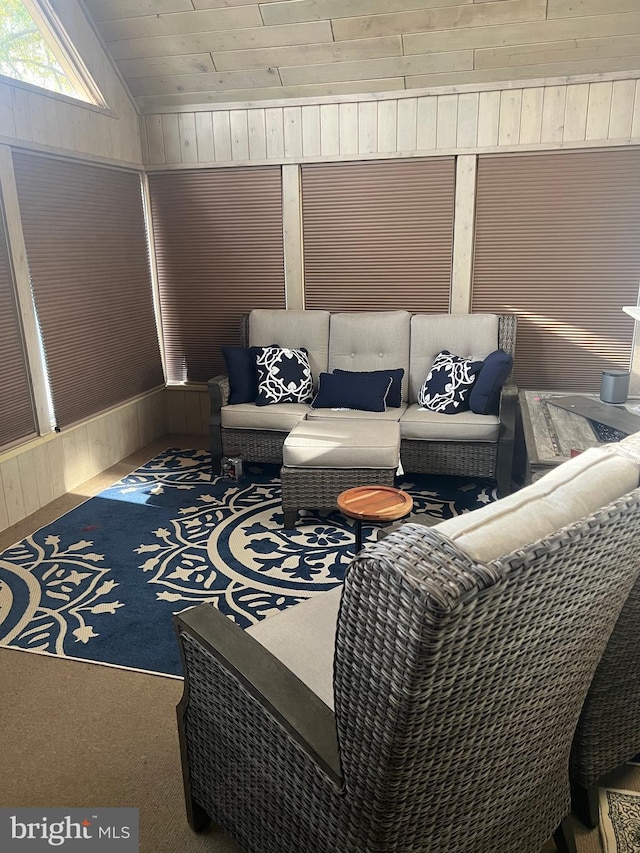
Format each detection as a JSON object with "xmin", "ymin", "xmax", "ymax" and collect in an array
[{"xmin": 280, "ymin": 419, "xmax": 400, "ymax": 528}]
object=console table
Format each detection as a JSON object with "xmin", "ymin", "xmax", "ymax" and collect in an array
[{"xmin": 519, "ymin": 390, "xmax": 640, "ymax": 482}]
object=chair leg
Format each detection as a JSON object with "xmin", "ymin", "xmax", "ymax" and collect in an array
[
  {"xmin": 283, "ymin": 509, "xmax": 297, "ymax": 529},
  {"xmin": 553, "ymin": 818, "xmax": 577, "ymax": 853},
  {"xmin": 186, "ymin": 795, "xmax": 211, "ymax": 832},
  {"xmin": 209, "ymin": 424, "xmax": 223, "ymax": 479},
  {"xmin": 571, "ymin": 782, "xmax": 600, "ymax": 830}
]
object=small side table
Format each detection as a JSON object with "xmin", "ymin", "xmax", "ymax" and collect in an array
[{"xmin": 337, "ymin": 485, "xmax": 413, "ymax": 553}]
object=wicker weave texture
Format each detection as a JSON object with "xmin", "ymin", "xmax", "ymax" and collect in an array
[
  {"xmin": 222, "ymin": 429, "xmax": 287, "ymax": 464},
  {"xmin": 570, "ymin": 573, "xmax": 640, "ymax": 788},
  {"xmin": 400, "ymin": 439, "xmax": 497, "ymax": 477},
  {"xmin": 281, "ymin": 466, "xmax": 395, "ymax": 512},
  {"xmin": 177, "ymin": 485, "xmax": 640, "ymax": 853}
]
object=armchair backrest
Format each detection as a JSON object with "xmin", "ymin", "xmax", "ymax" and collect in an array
[{"xmin": 333, "ymin": 482, "xmax": 640, "ymax": 852}]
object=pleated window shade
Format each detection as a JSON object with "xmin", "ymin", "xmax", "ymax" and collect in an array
[
  {"xmin": 148, "ymin": 167, "xmax": 285, "ymax": 382},
  {"xmin": 0, "ymin": 194, "xmax": 36, "ymax": 448},
  {"xmin": 472, "ymin": 150, "xmax": 640, "ymax": 391},
  {"xmin": 302, "ymin": 159, "xmax": 455, "ymax": 312},
  {"xmin": 12, "ymin": 153, "xmax": 163, "ymax": 429}
]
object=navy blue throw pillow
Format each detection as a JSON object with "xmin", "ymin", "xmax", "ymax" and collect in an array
[
  {"xmin": 311, "ymin": 371, "xmax": 392, "ymax": 412},
  {"xmin": 418, "ymin": 351, "xmax": 483, "ymax": 415},
  {"xmin": 222, "ymin": 346, "xmax": 258, "ymax": 405},
  {"xmin": 333, "ymin": 368, "xmax": 404, "ymax": 407},
  {"xmin": 469, "ymin": 349, "xmax": 513, "ymax": 415},
  {"xmin": 252, "ymin": 346, "xmax": 313, "ymax": 406}
]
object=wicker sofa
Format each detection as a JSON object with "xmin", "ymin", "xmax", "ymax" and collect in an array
[
  {"xmin": 209, "ymin": 309, "xmax": 517, "ymax": 493},
  {"xmin": 175, "ymin": 432, "xmax": 640, "ymax": 853}
]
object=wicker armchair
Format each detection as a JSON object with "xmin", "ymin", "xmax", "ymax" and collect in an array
[{"xmin": 175, "ymin": 482, "xmax": 640, "ymax": 853}]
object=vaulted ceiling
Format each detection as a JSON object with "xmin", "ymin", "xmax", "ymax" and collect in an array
[{"xmin": 82, "ymin": 0, "xmax": 640, "ymax": 113}]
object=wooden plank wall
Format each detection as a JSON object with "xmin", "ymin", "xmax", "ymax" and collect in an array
[
  {"xmin": 0, "ymin": 390, "xmax": 166, "ymax": 533},
  {"xmin": 165, "ymin": 387, "xmax": 210, "ymax": 437},
  {"xmin": 143, "ymin": 75, "xmax": 640, "ymax": 166},
  {"xmin": 0, "ymin": 0, "xmax": 141, "ymax": 165}
]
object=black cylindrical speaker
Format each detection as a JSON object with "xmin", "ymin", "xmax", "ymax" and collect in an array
[{"xmin": 600, "ymin": 370, "xmax": 630, "ymax": 404}]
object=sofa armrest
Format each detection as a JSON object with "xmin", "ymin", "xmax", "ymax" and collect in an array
[
  {"xmin": 207, "ymin": 375, "xmax": 229, "ymax": 476},
  {"xmin": 496, "ymin": 383, "xmax": 518, "ymax": 497},
  {"xmin": 208, "ymin": 373, "xmax": 230, "ymax": 411},
  {"xmin": 175, "ymin": 604, "xmax": 342, "ymax": 785}
]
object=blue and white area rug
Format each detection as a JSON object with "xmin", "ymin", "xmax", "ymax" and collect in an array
[
  {"xmin": 599, "ymin": 786, "xmax": 640, "ymax": 853},
  {"xmin": 0, "ymin": 449, "xmax": 496, "ymax": 678}
]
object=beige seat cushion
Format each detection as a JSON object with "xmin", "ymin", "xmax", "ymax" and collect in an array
[
  {"xmin": 283, "ymin": 419, "xmax": 400, "ymax": 469},
  {"xmin": 400, "ymin": 404, "xmax": 500, "ymax": 442},
  {"xmin": 434, "ymin": 443, "xmax": 640, "ymax": 563},
  {"xmin": 307, "ymin": 404, "xmax": 407, "ymax": 422},
  {"xmin": 246, "ymin": 586, "xmax": 342, "ymax": 711},
  {"xmin": 221, "ymin": 402, "xmax": 310, "ymax": 432}
]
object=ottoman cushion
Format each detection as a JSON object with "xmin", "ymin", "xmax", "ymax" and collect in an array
[{"xmin": 283, "ymin": 420, "xmax": 400, "ymax": 469}]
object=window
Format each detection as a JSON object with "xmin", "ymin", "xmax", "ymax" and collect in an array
[
  {"xmin": 302, "ymin": 159, "xmax": 455, "ymax": 312},
  {"xmin": 148, "ymin": 167, "xmax": 285, "ymax": 383},
  {"xmin": 472, "ymin": 150, "xmax": 640, "ymax": 390},
  {"xmin": 0, "ymin": 0, "xmax": 105, "ymax": 106},
  {"xmin": 0, "ymin": 188, "xmax": 37, "ymax": 449},
  {"xmin": 13, "ymin": 152, "xmax": 163, "ymax": 428}
]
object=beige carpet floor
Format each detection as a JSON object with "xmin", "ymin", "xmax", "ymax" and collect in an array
[{"xmin": 0, "ymin": 436, "xmax": 638, "ymax": 853}]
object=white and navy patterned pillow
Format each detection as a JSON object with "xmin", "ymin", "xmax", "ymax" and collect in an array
[
  {"xmin": 418, "ymin": 350, "xmax": 483, "ymax": 414},
  {"xmin": 253, "ymin": 346, "xmax": 313, "ymax": 406}
]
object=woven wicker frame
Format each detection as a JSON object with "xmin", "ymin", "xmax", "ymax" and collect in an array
[
  {"xmin": 208, "ymin": 314, "xmax": 517, "ymax": 488},
  {"xmin": 569, "ymin": 569, "xmax": 640, "ymax": 826},
  {"xmin": 280, "ymin": 465, "xmax": 395, "ymax": 526},
  {"xmin": 176, "ymin": 486, "xmax": 640, "ymax": 853}
]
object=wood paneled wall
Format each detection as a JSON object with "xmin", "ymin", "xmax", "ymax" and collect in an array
[
  {"xmin": 143, "ymin": 74, "xmax": 640, "ymax": 167},
  {"xmin": 0, "ymin": 390, "xmax": 166, "ymax": 534},
  {"xmin": 0, "ymin": 0, "xmax": 142, "ymax": 165},
  {"xmin": 165, "ymin": 386, "xmax": 210, "ymax": 436}
]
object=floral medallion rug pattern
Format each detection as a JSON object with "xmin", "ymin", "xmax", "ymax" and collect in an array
[{"xmin": 0, "ymin": 448, "xmax": 496, "ymax": 677}]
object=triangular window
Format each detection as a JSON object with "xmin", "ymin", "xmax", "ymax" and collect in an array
[{"xmin": 0, "ymin": 0, "xmax": 105, "ymax": 106}]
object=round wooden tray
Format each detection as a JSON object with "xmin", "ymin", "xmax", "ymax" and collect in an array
[{"xmin": 337, "ymin": 485, "xmax": 413, "ymax": 522}]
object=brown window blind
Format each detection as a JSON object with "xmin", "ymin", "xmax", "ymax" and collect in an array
[
  {"xmin": 0, "ymin": 191, "xmax": 36, "ymax": 449},
  {"xmin": 302, "ymin": 158, "xmax": 455, "ymax": 312},
  {"xmin": 148, "ymin": 167, "xmax": 285, "ymax": 382},
  {"xmin": 12, "ymin": 152, "xmax": 163, "ymax": 429},
  {"xmin": 472, "ymin": 150, "xmax": 640, "ymax": 391}
]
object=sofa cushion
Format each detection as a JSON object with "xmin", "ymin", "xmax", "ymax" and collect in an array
[
  {"xmin": 409, "ymin": 314, "xmax": 499, "ymax": 403},
  {"xmin": 311, "ymin": 371, "xmax": 393, "ymax": 412},
  {"xmin": 328, "ymin": 311, "xmax": 411, "ymax": 399},
  {"xmin": 221, "ymin": 402, "xmax": 310, "ymax": 432},
  {"xmin": 246, "ymin": 586, "xmax": 342, "ymax": 710},
  {"xmin": 418, "ymin": 351, "xmax": 483, "ymax": 414},
  {"xmin": 400, "ymin": 404, "xmax": 499, "ymax": 442},
  {"xmin": 253, "ymin": 346, "xmax": 313, "ymax": 406},
  {"xmin": 283, "ymin": 419, "xmax": 400, "ymax": 469},
  {"xmin": 307, "ymin": 405, "xmax": 407, "ymax": 422},
  {"xmin": 434, "ymin": 443, "xmax": 640, "ymax": 563},
  {"xmin": 222, "ymin": 346, "xmax": 258, "ymax": 405},
  {"xmin": 249, "ymin": 309, "xmax": 330, "ymax": 385},
  {"xmin": 469, "ymin": 350, "xmax": 513, "ymax": 415},
  {"xmin": 333, "ymin": 368, "xmax": 404, "ymax": 407}
]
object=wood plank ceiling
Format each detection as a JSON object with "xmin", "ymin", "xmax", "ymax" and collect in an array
[{"xmin": 82, "ymin": 0, "xmax": 640, "ymax": 112}]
